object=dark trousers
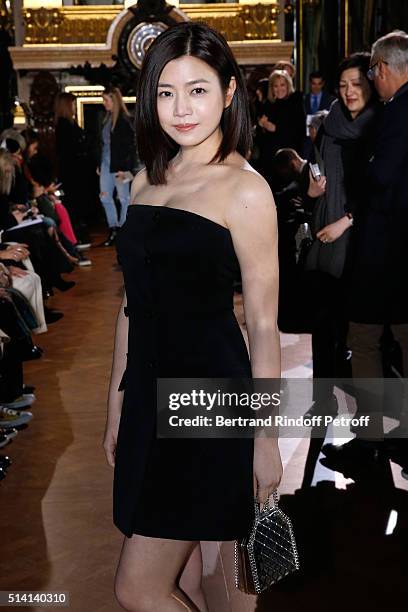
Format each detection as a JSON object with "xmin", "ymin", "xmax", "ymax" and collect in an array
[
  {"xmin": 348, "ymin": 322, "xmax": 408, "ymax": 438},
  {"xmin": 0, "ymin": 299, "xmax": 25, "ymax": 401},
  {"xmin": 309, "ymin": 271, "xmax": 349, "ymax": 401}
]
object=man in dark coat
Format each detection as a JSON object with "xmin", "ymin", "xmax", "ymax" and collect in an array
[
  {"xmin": 320, "ymin": 31, "xmax": 408, "ymax": 477},
  {"xmin": 304, "ymin": 71, "xmax": 335, "ymax": 115}
]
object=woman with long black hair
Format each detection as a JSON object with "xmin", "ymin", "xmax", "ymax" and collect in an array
[{"xmin": 103, "ymin": 22, "xmax": 282, "ymax": 611}]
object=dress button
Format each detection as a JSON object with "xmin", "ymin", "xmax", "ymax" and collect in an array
[
  {"xmin": 144, "ymin": 255, "xmax": 152, "ymax": 264},
  {"xmin": 148, "ymin": 359, "xmax": 156, "ymax": 368},
  {"xmin": 146, "ymin": 310, "xmax": 153, "ymax": 318},
  {"xmin": 153, "ymin": 210, "xmax": 160, "ymax": 220}
]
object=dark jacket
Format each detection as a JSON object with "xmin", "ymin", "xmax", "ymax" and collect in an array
[
  {"xmin": 262, "ymin": 94, "xmax": 306, "ymax": 156},
  {"xmin": 99, "ymin": 113, "xmax": 136, "ymax": 173},
  {"xmin": 0, "ymin": 193, "xmax": 16, "ymax": 231},
  {"xmin": 256, "ymin": 93, "xmax": 306, "ymax": 185},
  {"xmin": 349, "ymin": 81, "xmax": 408, "ymax": 324},
  {"xmin": 304, "ymin": 90, "xmax": 335, "ymax": 115},
  {"xmin": 55, "ymin": 117, "xmax": 88, "ymax": 182}
]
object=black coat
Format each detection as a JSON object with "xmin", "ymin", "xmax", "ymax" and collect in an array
[
  {"xmin": 349, "ymin": 81, "xmax": 408, "ymax": 324},
  {"xmin": 99, "ymin": 113, "xmax": 136, "ymax": 173},
  {"xmin": 256, "ymin": 93, "xmax": 306, "ymax": 185},
  {"xmin": 0, "ymin": 193, "xmax": 16, "ymax": 231},
  {"xmin": 262, "ymin": 94, "xmax": 306, "ymax": 155},
  {"xmin": 55, "ymin": 117, "xmax": 88, "ymax": 182}
]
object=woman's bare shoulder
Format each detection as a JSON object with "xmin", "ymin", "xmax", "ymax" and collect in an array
[
  {"xmin": 230, "ymin": 160, "xmax": 273, "ymax": 203},
  {"xmin": 224, "ymin": 160, "xmax": 276, "ymax": 228}
]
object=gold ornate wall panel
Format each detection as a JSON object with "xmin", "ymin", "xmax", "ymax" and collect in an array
[
  {"xmin": 22, "ymin": 3, "xmax": 280, "ymax": 45},
  {"xmin": 23, "ymin": 6, "xmax": 118, "ymax": 45},
  {"xmin": 11, "ymin": 2, "xmax": 293, "ymax": 69}
]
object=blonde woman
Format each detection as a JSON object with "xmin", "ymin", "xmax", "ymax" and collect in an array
[
  {"xmin": 98, "ymin": 86, "xmax": 135, "ymax": 246},
  {"xmin": 257, "ymin": 69, "xmax": 305, "ymax": 187}
]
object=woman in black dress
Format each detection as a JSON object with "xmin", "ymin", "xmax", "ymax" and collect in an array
[{"xmin": 103, "ymin": 23, "xmax": 282, "ymax": 611}]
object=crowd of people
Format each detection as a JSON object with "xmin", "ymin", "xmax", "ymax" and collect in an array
[
  {"xmin": 0, "ymin": 86, "xmax": 139, "ymax": 478},
  {"xmin": 258, "ymin": 31, "xmax": 408, "ymax": 480},
  {"xmin": 1, "ymin": 29, "xmax": 408, "ymax": 484}
]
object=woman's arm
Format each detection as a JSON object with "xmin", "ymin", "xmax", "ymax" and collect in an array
[
  {"xmin": 316, "ymin": 214, "xmax": 353, "ymax": 243},
  {"xmin": 227, "ymin": 170, "xmax": 283, "ymax": 503},
  {"xmin": 103, "ymin": 292, "xmax": 129, "ymax": 467},
  {"xmin": 227, "ymin": 171, "xmax": 280, "ymax": 378}
]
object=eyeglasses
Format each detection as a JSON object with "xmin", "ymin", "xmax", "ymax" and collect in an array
[{"xmin": 367, "ymin": 59, "xmax": 388, "ymax": 80}]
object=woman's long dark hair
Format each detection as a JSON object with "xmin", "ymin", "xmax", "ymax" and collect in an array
[{"xmin": 136, "ymin": 22, "xmax": 252, "ymax": 185}]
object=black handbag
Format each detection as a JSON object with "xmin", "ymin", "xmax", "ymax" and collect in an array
[{"xmin": 235, "ymin": 491, "xmax": 300, "ymax": 594}]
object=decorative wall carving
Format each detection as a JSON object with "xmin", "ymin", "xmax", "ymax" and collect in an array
[
  {"xmin": 24, "ymin": 7, "xmax": 64, "ymax": 44},
  {"xmin": 241, "ymin": 3, "xmax": 280, "ymax": 40}
]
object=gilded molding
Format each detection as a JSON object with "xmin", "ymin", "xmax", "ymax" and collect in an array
[
  {"xmin": 10, "ymin": 39, "xmax": 293, "ymax": 70},
  {"xmin": 11, "ymin": 2, "xmax": 293, "ymax": 70}
]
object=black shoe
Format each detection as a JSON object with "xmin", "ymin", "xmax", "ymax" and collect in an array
[
  {"xmin": 320, "ymin": 439, "xmax": 381, "ymax": 478},
  {"xmin": 19, "ymin": 345, "xmax": 43, "ymax": 362},
  {"xmin": 23, "ymin": 384, "xmax": 36, "ymax": 394},
  {"xmin": 44, "ymin": 307, "xmax": 64, "ymax": 324},
  {"xmin": 0, "ymin": 455, "xmax": 12, "ymax": 468},
  {"xmin": 0, "ymin": 433, "xmax": 11, "ymax": 449},
  {"xmin": 320, "ymin": 440, "xmax": 383, "ymax": 477},
  {"xmin": 43, "ymin": 288, "xmax": 54, "ymax": 299},
  {"xmin": 27, "ymin": 346, "xmax": 43, "ymax": 361},
  {"xmin": 102, "ymin": 228, "xmax": 118, "ymax": 247},
  {"xmin": 53, "ymin": 278, "xmax": 76, "ymax": 292},
  {"xmin": 304, "ymin": 395, "xmax": 339, "ymax": 419},
  {"xmin": 75, "ymin": 241, "xmax": 91, "ymax": 251}
]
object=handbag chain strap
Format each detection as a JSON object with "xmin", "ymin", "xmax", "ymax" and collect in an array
[{"xmin": 254, "ymin": 490, "xmax": 279, "ymax": 518}]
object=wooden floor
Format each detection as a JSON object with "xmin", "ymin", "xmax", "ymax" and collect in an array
[{"xmin": 0, "ymin": 230, "xmax": 407, "ymax": 612}]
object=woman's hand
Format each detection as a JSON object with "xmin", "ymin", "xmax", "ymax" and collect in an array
[
  {"xmin": 258, "ymin": 115, "xmax": 276, "ymax": 132},
  {"xmin": 317, "ymin": 216, "xmax": 352, "ymax": 243},
  {"xmin": 307, "ymin": 171, "xmax": 327, "ymax": 198},
  {"xmin": 0, "ymin": 245, "xmax": 29, "ymax": 261},
  {"xmin": 9, "ymin": 266, "xmax": 28, "ymax": 278},
  {"xmin": 263, "ymin": 120, "xmax": 277, "ymax": 132},
  {"xmin": 253, "ymin": 438, "xmax": 283, "ymax": 505},
  {"xmin": 33, "ymin": 184, "xmax": 44, "ymax": 197},
  {"xmin": 102, "ymin": 416, "xmax": 120, "ymax": 468},
  {"xmin": 11, "ymin": 209, "xmax": 26, "ymax": 224}
]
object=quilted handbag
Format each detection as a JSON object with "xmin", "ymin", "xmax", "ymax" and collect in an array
[{"xmin": 235, "ymin": 491, "xmax": 300, "ymax": 594}]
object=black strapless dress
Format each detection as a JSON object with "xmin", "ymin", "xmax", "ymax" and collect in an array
[{"xmin": 114, "ymin": 204, "xmax": 254, "ymax": 540}]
